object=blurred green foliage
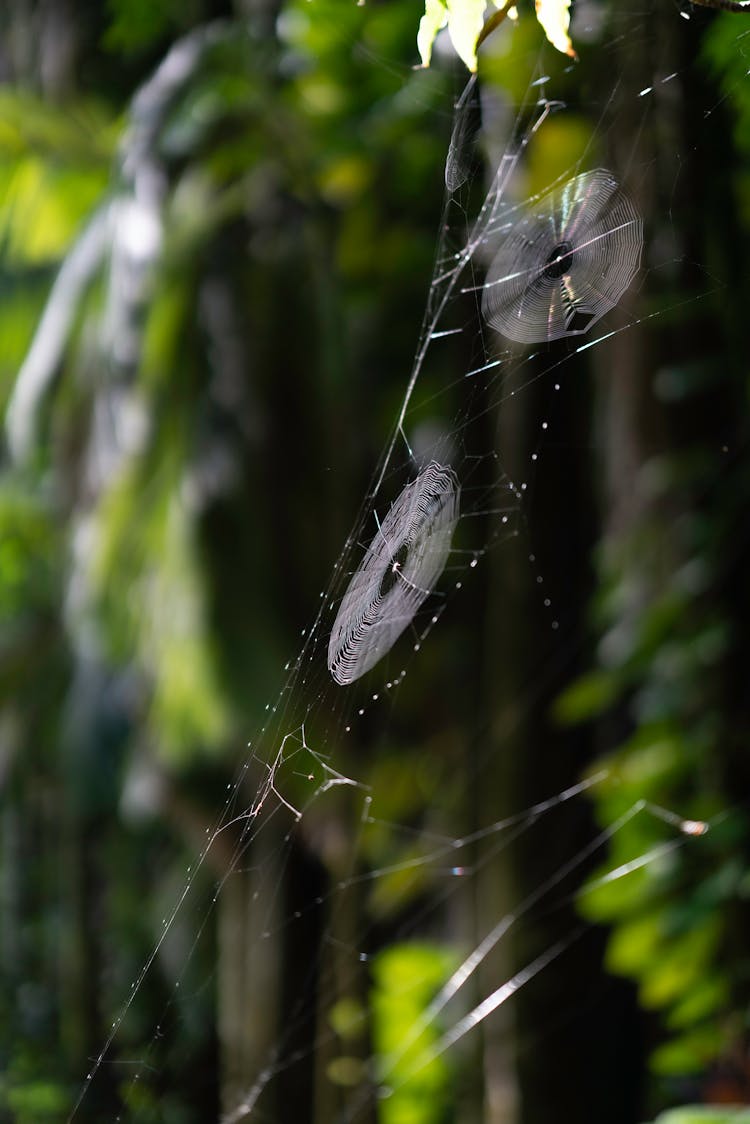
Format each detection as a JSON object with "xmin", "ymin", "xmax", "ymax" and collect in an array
[
  {"xmin": 0, "ymin": 0, "xmax": 456, "ymax": 1118},
  {"xmin": 371, "ymin": 943, "xmax": 457, "ymax": 1124},
  {"xmin": 550, "ymin": 9, "xmax": 750, "ymax": 1098},
  {"xmin": 649, "ymin": 1112, "xmax": 750, "ymax": 1124},
  {"xmin": 2, "ymin": 0, "xmax": 749, "ymax": 1121},
  {"xmin": 559, "ymin": 458, "xmax": 750, "ymax": 1078}
]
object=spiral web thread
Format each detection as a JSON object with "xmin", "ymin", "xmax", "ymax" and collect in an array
[
  {"xmin": 481, "ymin": 168, "xmax": 643, "ymax": 344},
  {"xmin": 64, "ymin": 29, "xmax": 725, "ymax": 1124},
  {"xmin": 444, "ymin": 73, "xmax": 481, "ymax": 193},
  {"xmin": 328, "ymin": 463, "xmax": 460, "ymax": 685}
]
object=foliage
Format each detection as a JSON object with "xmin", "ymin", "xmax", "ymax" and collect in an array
[
  {"xmin": 649, "ymin": 1112, "xmax": 750, "ymax": 1124},
  {"xmin": 0, "ymin": 0, "xmax": 453, "ymax": 1118},
  {"xmin": 559, "ymin": 455, "xmax": 750, "ymax": 1080},
  {"xmin": 371, "ymin": 943, "xmax": 458, "ymax": 1124},
  {"xmin": 417, "ymin": 0, "xmax": 574, "ymax": 70},
  {"xmin": 554, "ymin": 15, "xmax": 750, "ymax": 1095},
  {"xmin": 2, "ymin": 0, "xmax": 749, "ymax": 1121}
]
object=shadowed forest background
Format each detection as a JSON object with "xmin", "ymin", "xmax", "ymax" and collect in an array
[{"xmin": 2, "ymin": 1, "xmax": 750, "ymax": 1122}]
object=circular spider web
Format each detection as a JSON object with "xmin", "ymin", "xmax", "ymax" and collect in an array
[
  {"xmin": 481, "ymin": 168, "xmax": 643, "ymax": 344},
  {"xmin": 328, "ymin": 462, "xmax": 460, "ymax": 686},
  {"xmin": 445, "ymin": 74, "xmax": 480, "ymax": 193}
]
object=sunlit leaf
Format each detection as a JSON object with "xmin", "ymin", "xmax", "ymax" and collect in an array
[
  {"xmin": 0, "ymin": 159, "xmax": 109, "ymax": 265},
  {"xmin": 446, "ymin": 0, "xmax": 487, "ymax": 71},
  {"xmin": 535, "ymin": 0, "xmax": 576, "ymax": 58},
  {"xmin": 418, "ymin": 0, "xmax": 501, "ymax": 71},
  {"xmin": 604, "ymin": 913, "xmax": 662, "ymax": 977},
  {"xmin": 0, "ymin": 90, "xmax": 116, "ymax": 164},
  {"xmin": 417, "ymin": 0, "xmax": 449, "ymax": 68},
  {"xmin": 93, "ymin": 435, "xmax": 231, "ymax": 763},
  {"xmin": 418, "ymin": 0, "xmax": 578, "ymax": 76},
  {"xmin": 371, "ymin": 943, "xmax": 457, "ymax": 1124}
]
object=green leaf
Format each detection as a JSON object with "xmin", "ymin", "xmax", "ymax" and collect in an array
[
  {"xmin": 417, "ymin": 0, "xmax": 448, "ymax": 68},
  {"xmin": 328, "ymin": 997, "xmax": 366, "ymax": 1041},
  {"xmin": 5, "ymin": 1079, "xmax": 69, "ymax": 1122},
  {"xmin": 605, "ymin": 914, "xmax": 662, "ymax": 979},
  {"xmin": 534, "ymin": 0, "xmax": 576, "ymax": 59},
  {"xmin": 652, "ymin": 1111, "xmax": 750, "ymax": 1124},
  {"xmin": 553, "ymin": 669, "xmax": 619, "ymax": 724},
  {"xmin": 371, "ymin": 942, "xmax": 457, "ymax": 1124},
  {"xmin": 446, "ymin": 0, "xmax": 487, "ymax": 72},
  {"xmin": 666, "ymin": 976, "xmax": 728, "ymax": 1030},
  {"xmin": 639, "ymin": 920, "xmax": 719, "ymax": 1009},
  {"xmin": 104, "ymin": 0, "xmax": 182, "ymax": 54},
  {"xmin": 0, "ymin": 158, "xmax": 108, "ymax": 265},
  {"xmin": 650, "ymin": 1024, "xmax": 726, "ymax": 1076},
  {"xmin": 418, "ymin": 0, "xmax": 493, "ymax": 71}
]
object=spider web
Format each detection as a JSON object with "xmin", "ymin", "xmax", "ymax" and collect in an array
[{"xmin": 67, "ymin": 3, "xmax": 739, "ymax": 1122}]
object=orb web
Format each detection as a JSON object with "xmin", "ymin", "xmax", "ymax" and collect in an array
[
  {"xmin": 445, "ymin": 73, "xmax": 481, "ymax": 193},
  {"xmin": 328, "ymin": 462, "xmax": 460, "ymax": 686},
  {"xmin": 481, "ymin": 168, "xmax": 644, "ymax": 344},
  {"xmin": 31, "ymin": 6, "xmax": 733, "ymax": 1119}
]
